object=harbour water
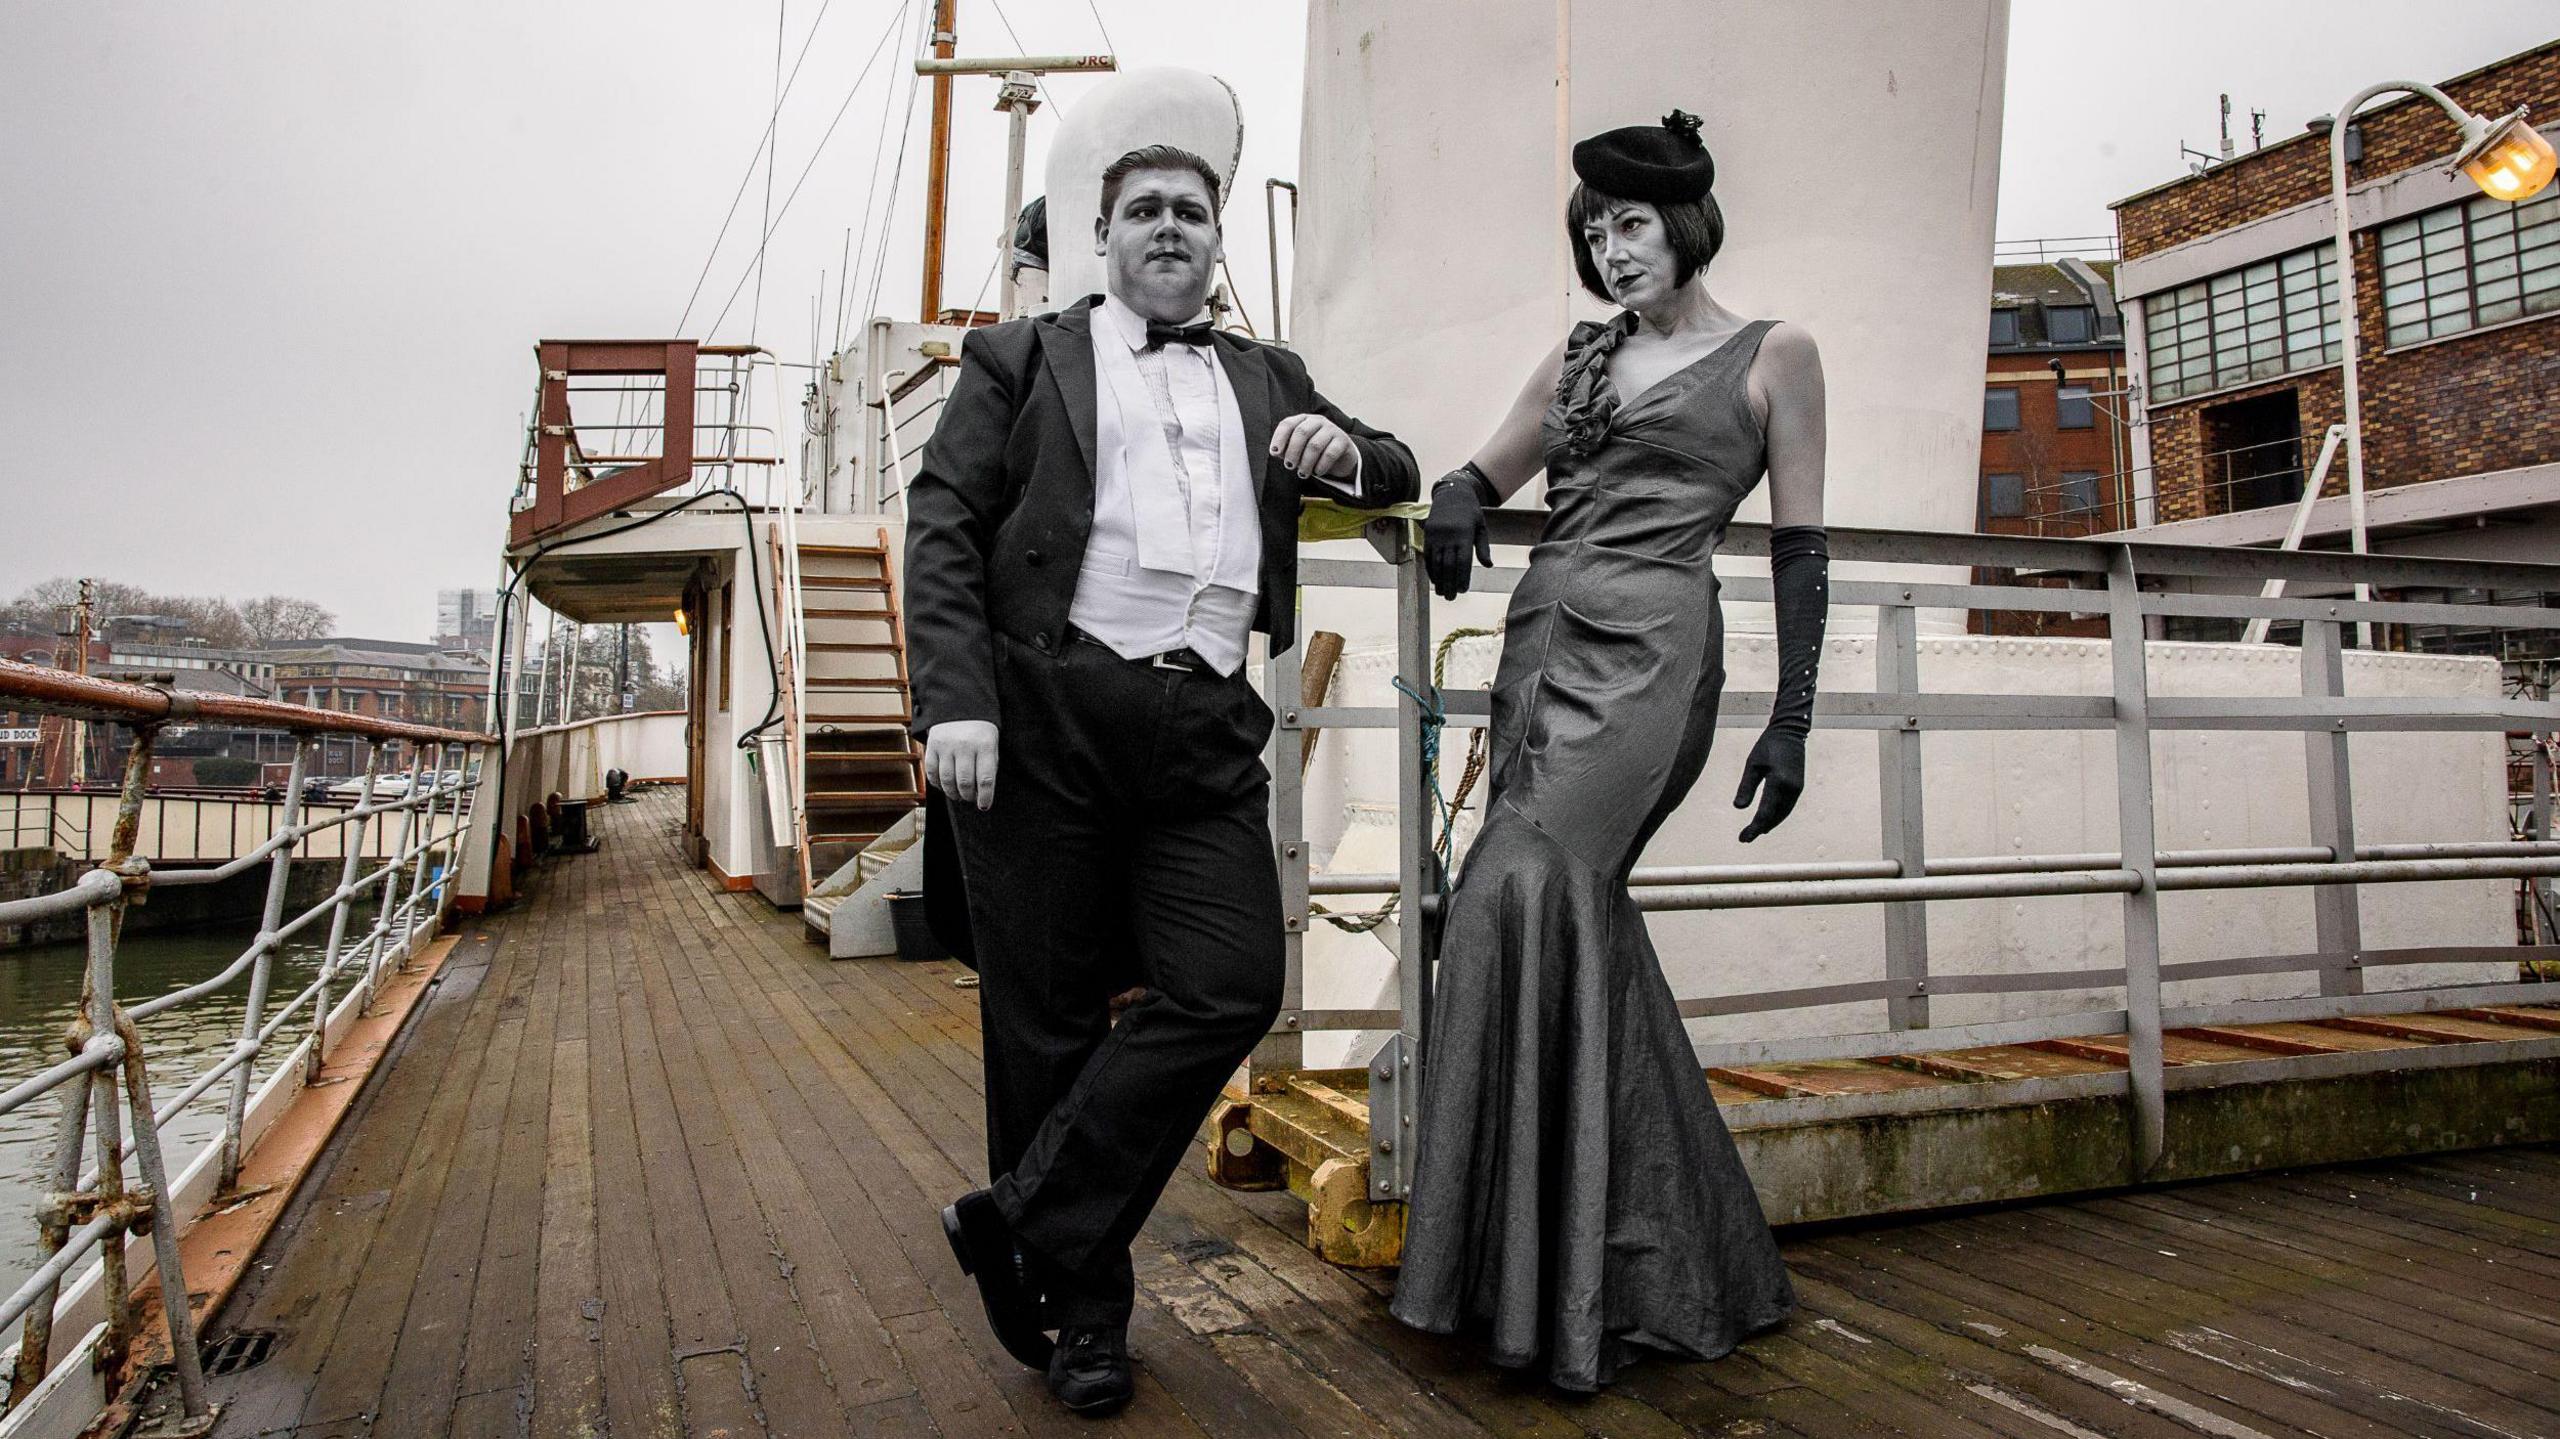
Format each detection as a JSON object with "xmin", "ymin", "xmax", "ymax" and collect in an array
[{"xmin": 0, "ymin": 916, "xmax": 362, "ymax": 1279}]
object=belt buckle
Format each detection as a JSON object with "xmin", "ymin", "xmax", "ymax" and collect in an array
[{"xmin": 1149, "ymin": 649, "xmax": 1192, "ymax": 672}]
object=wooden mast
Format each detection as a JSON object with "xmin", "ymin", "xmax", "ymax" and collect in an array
[{"xmin": 918, "ymin": 0, "xmax": 958, "ymax": 322}]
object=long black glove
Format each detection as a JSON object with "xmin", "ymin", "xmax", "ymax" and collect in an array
[
  {"xmin": 1422, "ymin": 463, "xmax": 1496, "ymax": 600},
  {"xmin": 1735, "ymin": 525, "xmax": 1829, "ymax": 842}
]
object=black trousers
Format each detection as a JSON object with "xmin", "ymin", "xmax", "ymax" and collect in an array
[{"xmin": 950, "ymin": 630, "xmax": 1283, "ymax": 1327}]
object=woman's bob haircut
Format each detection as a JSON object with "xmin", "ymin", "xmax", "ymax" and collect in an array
[{"xmin": 1566, "ymin": 184, "xmax": 1725, "ymax": 303}]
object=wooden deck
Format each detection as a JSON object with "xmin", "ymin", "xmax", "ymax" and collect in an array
[{"xmin": 202, "ymin": 788, "xmax": 2560, "ymax": 1438}]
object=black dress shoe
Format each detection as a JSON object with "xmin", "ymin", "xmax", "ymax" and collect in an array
[
  {"xmin": 941, "ymin": 1189, "xmax": 1055, "ymax": 1370},
  {"xmin": 1047, "ymin": 1324, "xmax": 1133, "ymax": 1415}
]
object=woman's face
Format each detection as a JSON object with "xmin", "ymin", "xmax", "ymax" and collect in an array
[{"xmin": 1581, "ymin": 199, "xmax": 1680, "ymax": 310}]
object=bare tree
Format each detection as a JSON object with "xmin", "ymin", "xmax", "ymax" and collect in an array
[{"xmin": 237, "ymin": 595, "xmax": 337, "ymax": 649}]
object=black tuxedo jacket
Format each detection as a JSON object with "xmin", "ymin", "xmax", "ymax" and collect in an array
[{"xmin": 902, "ymin": 294, "xmax": 1420, "ymax": 737}]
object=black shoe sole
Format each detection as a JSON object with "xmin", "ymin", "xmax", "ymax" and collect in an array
[
  {"xmin": 1058, "ymin": 1388, "xmax": 1132, "ymax": 1417},
  {"xmin": 943, "ymin": 1197, "xmax": 1055, "ymax": 1371}
]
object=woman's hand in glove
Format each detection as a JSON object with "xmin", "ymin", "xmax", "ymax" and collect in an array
[
  {"xmin": 1733, "ymin": 727, "xmax": 1806, "ymax": 842},
  {"xmin": 1422, "ymin": 465, "xmax": 1495, "ymax": 600}
]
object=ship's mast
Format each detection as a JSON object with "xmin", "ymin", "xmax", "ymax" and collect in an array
[{"xmin": 918, "ymin": 0, "xmax": 958, "ymax": 322}]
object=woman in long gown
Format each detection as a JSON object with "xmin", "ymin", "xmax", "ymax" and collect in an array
[{"xmin": 1388, "ymin": 111, "xmax": 1830, "ymax": 1391}]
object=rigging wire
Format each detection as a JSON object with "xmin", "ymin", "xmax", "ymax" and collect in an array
[
  {"xmin": 838, "ymin": 0, "xmax": 921, "ymax": 350},
  {"xmin": 1081, "ymin": 0, "xmax": 1117, "ymax": 54},
  {"xmin": 670, "ymin": 0, "xmax": 841, "ymax": 337},
  {"xmin": 982, "ymin": 0, "xmax": 1065, "ymax": 117},
  {"xmin": 704, "ymin": 0, "xmax": 912, "ymax": 340},
  {"xmin": 859, "ymin": 3, "xmax": 932, "ymax": 326},
  {"xmin": 748, "ymin": 0, "xmax": 790, "ymax": 354}
]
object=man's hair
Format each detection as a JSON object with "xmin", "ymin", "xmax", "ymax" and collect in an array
[
  {"xmin": 1100, "ymin": 145, "xmax": 1224, "ymax": 219},
  {"xmin": 1565, "ymin": 183, "xmax": 1725, "ymax": 302}
]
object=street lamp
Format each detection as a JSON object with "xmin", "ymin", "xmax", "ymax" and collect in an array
[{"xmin": 2329, "ymin": 86, "xmax": 2554, "ymax": 643}]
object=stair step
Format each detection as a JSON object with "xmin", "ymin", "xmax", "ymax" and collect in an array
[
  {"xmin": 809, "ymin": 832, "xmax": 885, "ymax": 845},
  {"xmin": 806, "ymin": 641, "xmax": 904, "ymax": 653},
  {"xmin": 803, "ymin": 576, "xmax": 893, "ymax": 591},
  {"xmin": 807, "ymin": 676, "xmax": 908, "ymax": 691},
  {"xmin": 798, "ymin": 543, "xmax": 889, "ymax": 558},
  {"xmin": 808, "ymin": 710, "xmax": 915, "ymax": 724},
  {"xmin": 803, "ymin": 607, "xmax": 899, "ymax": 622}
]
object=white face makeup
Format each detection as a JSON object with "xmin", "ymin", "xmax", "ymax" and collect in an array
[
  {"xmin": 1095, "ymin": 167, "xmax": 1223, "ymax": 322},
  {"xmin": 1581, "ymin": 198, "xmax": 1680, "ymax": 311}
]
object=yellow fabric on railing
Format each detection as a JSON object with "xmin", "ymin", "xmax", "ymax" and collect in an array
[{"xmin": 1297, "ymin": 497, "xmax": 1429, "ymax": 544}]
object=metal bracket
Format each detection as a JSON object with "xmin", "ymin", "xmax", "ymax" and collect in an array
[{"xmin": 1367, "ymin": 1033, "xmax": 1413, "ymax": 1200}]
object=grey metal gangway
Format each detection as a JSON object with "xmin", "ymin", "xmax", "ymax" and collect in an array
[{"xmin": 1248, "ymin": 515, "xmax": 2560, "ymax": 1215}]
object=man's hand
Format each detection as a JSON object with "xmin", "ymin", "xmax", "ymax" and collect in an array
[
  {"xmin": 1733, "ymin": 727, "xmax": 1806, "ymax": 842},
  {"xmin": 1271, "ymin": 413, "xmax": 1359, "ymax": 480},
  {"xmin": 925, "ymin": 720, "xmax": 1000, "ymax": 811}
]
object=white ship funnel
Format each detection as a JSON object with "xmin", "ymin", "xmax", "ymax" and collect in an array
[
  {"xmin": 1291, "ymin": 0, "xmax": 2010, "ymax": 634},
  {"xmin": 1043, "ymin": 66, "xmax": 1246, "ymax": 308}
]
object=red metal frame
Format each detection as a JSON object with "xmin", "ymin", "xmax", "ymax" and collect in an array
[{"xmin": 513, "ymin": 340, "xmax": 700, "ymax": 546}]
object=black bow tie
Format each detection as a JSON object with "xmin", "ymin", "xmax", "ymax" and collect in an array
[{"xmin": 1144, "ymin": 320, "xmax": 1214, "ymax": 350}]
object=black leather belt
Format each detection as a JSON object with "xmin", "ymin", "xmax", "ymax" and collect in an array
[{"xmin": 1065, "ymin": 624, "xmax": 1211, "ymax": 672}]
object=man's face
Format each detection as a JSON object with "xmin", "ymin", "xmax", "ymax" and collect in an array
[
  {"xmin": 1095, "ymin": 167, "xmax": 1221, "ymax": 321},
  {"xmin": 1580, "ymin": 198, "xmax": 1679, "ymax": 311}
]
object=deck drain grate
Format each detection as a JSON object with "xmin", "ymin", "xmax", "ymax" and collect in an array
[{"xmin": 202, "ymin": 1328, "xmax": 278, "ymax": 1376}]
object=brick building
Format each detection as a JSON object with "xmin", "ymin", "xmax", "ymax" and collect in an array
[
  {"xmin": 266, "ymin": 639, "xmax": 490, "ymax": 775},
  {"xmin": 2109, "ymin": 41, "xmax": 2560, "ymax": 558},
  {"xmin": 1981, "ymin": 257, "xmax": 2136, "ymax": 537}
]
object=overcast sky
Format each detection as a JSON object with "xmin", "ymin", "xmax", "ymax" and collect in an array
[{"xmin": 3, "ymin": 2, "xmax": 2553, "ymax": 642}]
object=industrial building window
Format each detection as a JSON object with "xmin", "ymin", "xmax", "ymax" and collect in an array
[
  {"xmin": 2142, "ymin": 244, "xmax": 2339, "ymax": 401},
  {"xmin": 1984, "ymin": 387, "xmax": 2020, "ymax": 431},
  {"xmin": 2059, "ymin": 471, "xmax": 2102, "ymax": 515},
  {"xmin": 2046, "ymin": 305, "xmax": 2095, "ymax": 344},
  {"xmin": 2055, "ymin": 384, "xmax": 2095, "ymax": 428},
  {"xmin": 2376, "ymin": 186, "xmax": 2560, "ymax": 346},
  {"xmin": 1990, "ymin": 308, "xmax": 2021, "ymax": 345},
  {"xmin": 1986, "ymin": 472, "xmax": 2025, "ymax": 517}
]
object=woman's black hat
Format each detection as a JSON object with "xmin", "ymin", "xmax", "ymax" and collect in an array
[{"xmin": 1571, "ymin": 110, "xmax": 1715, "ymax": 204}]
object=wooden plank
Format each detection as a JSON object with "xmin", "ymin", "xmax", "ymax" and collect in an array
[
  {"xmin": 297, "ymin": 938, "xmax": 512, "ymax": 1429},
  {"xmin": 579, "ymin": 853, "xmax": 686, "ymax": 1439},
  {"xmin": 613, "ymin": 826, "xmax": 856, "ymax": 1432},
  {"xmin": 370, "ymin": 870, "xmax": 541, "ymax": 1439},
  {"xmin": 2167, "ymin": 1024, "xmax": 2343, "ymax": 1056},
  {"xmin": 1926, "ymin": 1203, "xmax": 2560, "ymax": 1436},
  {"xmin": 1796, "ymin": 1232, "xmax": 2409, "ymax": 1439},
  {"xmin": 203, "ymin": 931, "xmax": 503, "ymax": 1434},
  {"xmin": 453, "ymin": 877, "xmax": 568, "ymax": 1410}
]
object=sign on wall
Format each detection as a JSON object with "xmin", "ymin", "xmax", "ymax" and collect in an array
[{"xmin": 0, "ymin": 728, "xmax": 41, "ymax": 746}]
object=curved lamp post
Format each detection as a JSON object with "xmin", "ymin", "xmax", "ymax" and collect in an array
[{"xmin": 2328, "ymin": 85, "xmax": 2554, "ymax": 642}]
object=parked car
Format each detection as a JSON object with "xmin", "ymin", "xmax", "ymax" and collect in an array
[{"xmin": 328, "ymin": 774, "xmax": 410, "ymax": 803}]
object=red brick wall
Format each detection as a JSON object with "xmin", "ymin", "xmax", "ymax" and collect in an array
[
  {"xmin": 1979, "ymin": 352, "xmax": 2135, "ymax": 534},
  {"xmin": 2118, "ymin": 43, "xmax": 2560, "ymax": 260}
]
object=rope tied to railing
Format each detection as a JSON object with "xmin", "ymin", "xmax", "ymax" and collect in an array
[{"xmin": 1314, "ymin": 625, "xmax": 1506, "ymax": 934}]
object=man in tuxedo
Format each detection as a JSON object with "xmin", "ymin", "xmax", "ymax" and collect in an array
[{"xmin": 904, "ymin": 144, "xmax": 1418, "ymax": 1414}]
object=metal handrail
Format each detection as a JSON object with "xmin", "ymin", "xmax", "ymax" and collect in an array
[
  {"xmin": 1260, "ymin": 516, "xmax": 2560, "ymax": 1206},
  {"xmin": 0, "ymin": 673, "xmax": 493, "ymax": 1426}
]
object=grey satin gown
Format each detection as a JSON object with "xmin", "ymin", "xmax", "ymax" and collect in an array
[{"xmin": 1390, "ymin": 313, "xmax": 1797, "ymax": 1391}]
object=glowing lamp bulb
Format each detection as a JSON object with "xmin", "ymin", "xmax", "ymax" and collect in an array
[
  {"xmin": 672, "ymin": 607, "xmax": 690, "ymax": 636},
  {"xmin": 2456, "ymin": 110, "xmax": 2556, "ymax": 203}
]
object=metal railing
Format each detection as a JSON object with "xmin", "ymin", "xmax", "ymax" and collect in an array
[
  {"xmin": 0, "ymin": 659, "xmax": 490, "ymax": 1429},
  {"xmin": 1257, "ymin": 517, "xmax": 2560, "ymax": 1204}
]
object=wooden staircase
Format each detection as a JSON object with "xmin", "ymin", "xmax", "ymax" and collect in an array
[{"xmin": 781, "ymin": 530, "xmax": 925, "ymax": 892}]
